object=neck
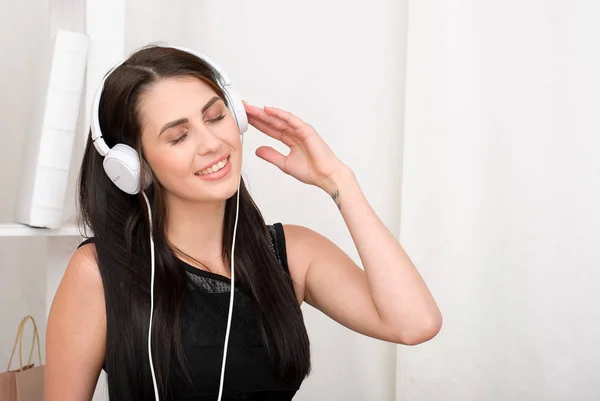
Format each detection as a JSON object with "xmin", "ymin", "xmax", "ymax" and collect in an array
[{"xmin": 165, "ymin": 195, "xmax": 227, "ymax": 267}]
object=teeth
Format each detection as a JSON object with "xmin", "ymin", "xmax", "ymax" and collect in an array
[{"xmin": 197, "ymin": 157, "xmax": 228, "ymax": 176}]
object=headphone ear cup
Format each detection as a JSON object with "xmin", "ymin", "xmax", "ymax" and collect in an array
[
  {"xmin": 103, "ymin": 144, "xmax": 144, "ymax": 195},
  {"xmin": 223, "ymin": 87, "xmax": 248, "ymax": 135}
]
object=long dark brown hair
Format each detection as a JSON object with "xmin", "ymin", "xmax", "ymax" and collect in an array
[{"xmin": 77, "ymin": 45, "xmax": 310, "ymax": 401}]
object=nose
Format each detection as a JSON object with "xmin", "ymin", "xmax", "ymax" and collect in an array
[{"xmin": 194, "ymin": 125, "xmax": 221, "ymax": 155}]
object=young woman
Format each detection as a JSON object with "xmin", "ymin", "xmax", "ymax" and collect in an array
[{"xmin": 45, "ymin": 45, "xmax": 442, "ymax": 401}]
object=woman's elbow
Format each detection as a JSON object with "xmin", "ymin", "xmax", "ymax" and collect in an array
[{"xmin": 398, "ymin": 313, "xmax": 443, "ymax": 346}]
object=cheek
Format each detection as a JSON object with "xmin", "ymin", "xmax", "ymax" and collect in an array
[
  {"xmin": 226, "ymin": 131, "xmax": 243, "ymax": 169},
  {"xmin": 221, "ymin": 116, "xmax": 243, "ymax": 148},
  {"xmin": 147, "ymin": 145, "xmax": 193, "ymax": 182}
]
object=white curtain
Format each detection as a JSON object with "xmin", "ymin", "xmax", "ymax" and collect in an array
[{"xmin": 397, "ymin": 1, "xmax": 600, "ymax": 400}]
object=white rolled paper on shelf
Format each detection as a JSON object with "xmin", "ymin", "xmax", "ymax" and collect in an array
[{"xmin": 13, "ymin": 30, "xmax": 89, "ymax": 229}]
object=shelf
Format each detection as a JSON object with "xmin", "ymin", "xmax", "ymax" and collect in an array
[{"xmin": 0, "ymin": 223, "xmax": 83, "ymax": 237}]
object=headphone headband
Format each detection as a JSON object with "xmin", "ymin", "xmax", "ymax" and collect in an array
[{"xmin": 89, "ymin": 45, "xmax": 248, "ymax": 194}]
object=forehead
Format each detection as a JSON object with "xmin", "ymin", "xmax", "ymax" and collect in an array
[{"xmin": 138, "ymin": 76, "xmax": 219, "ymax": 126}]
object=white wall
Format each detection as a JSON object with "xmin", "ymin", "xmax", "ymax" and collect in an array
[
  {"xmin": 397, "ymin": 1, "xmax": 600, "ymax": 400},
  {"xmin": 124, "ymin": 1, "xmax": 408, "ymax": 399},
  {"xmin": 0, "ymin": 0, "xmax": 51, "ymax": 371},
  {"xmin": 0, "ymin": 0, "xmax": 88, "ymax": 392},
  {"xmin": 1, "ymin": 0, "xmax": 50, "ymax": 222}
]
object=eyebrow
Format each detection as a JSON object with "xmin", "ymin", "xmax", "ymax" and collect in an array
[{"xmin": 158, "ymin": 96, "xmax": 221, "ymax": 137}]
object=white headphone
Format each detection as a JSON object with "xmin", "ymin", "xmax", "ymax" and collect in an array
[
  {"xmin": 90, "ymin": 46, "xmax": 248, "ymax": 195},
  {"xmin": 90, "ymin": 45, "xmax": 247, "ymax": 401}
]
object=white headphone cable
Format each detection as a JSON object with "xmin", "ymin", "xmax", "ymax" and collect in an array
[
  {"xmin": 142, "ymin": 191, "xmax": 160, "ymax": 401},
  {"xmin": 217, "ymin": 132, "xmax": 243, "ymax": 401}
]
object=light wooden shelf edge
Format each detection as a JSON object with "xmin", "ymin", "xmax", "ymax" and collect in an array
[{"xmin": 0, "ymin": 223, "xmax": 83, "ymax": 237}]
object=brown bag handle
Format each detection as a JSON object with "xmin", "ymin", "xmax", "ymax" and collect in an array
[{"xmin": 6, "ymin": 315, "xmax": 42, "ymax": 372}]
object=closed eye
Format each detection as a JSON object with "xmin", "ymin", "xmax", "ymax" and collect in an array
[
  {"xmin": 206, "ymin": 114, "xmax": 225, "ymax": 124},
  {"xmin": 170, "ymin": 131, "xmax": 188, "ymax": 145}
]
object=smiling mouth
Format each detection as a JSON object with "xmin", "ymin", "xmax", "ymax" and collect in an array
[{"xmin": 194, "ymin": 156, "xmax": 230, "ymax": 176}]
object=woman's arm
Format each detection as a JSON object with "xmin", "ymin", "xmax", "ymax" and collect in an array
[
  {"xmin": 243, "ymin": 102, "xmax": 442, "ymax": 345},
  {"xmin": 286, "ymin": 167, "xmax": 442, "ymax": 345},
  {"xmin": 45, "ymin": 244, "xmax": 106, "ymax": 400}
]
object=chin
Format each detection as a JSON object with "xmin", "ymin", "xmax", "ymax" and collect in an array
[
  {"xmin": 212, "ymin": 182, "xmax": 240, "ymax": 202},
  {"xmin": 184, "ymin": 175, "xmax": 241, "ymax": 203}
]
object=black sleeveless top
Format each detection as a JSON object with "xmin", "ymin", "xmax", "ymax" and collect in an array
[{"xmin": 77, "ymin": 223, "xmax": 304, "ymax": 401}]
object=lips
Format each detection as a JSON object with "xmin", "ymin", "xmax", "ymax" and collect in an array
[{"xmin": 194, "ymin": 155, "xmax": 230, "ymax": 176}]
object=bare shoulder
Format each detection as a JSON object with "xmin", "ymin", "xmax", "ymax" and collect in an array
[
  {"xmin": 280, "ymin": 224, "xmax": 330, "ymax": 304},
  {"xmin": 282, "ymin": 224, "xmax": 329, "ymax": 252},
  {"xmin": 45, "ymin": 242, "xmax": 106, "ymax": 401}
]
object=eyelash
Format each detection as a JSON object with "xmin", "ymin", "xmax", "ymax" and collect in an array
[{"xmin": 170, "ymin": 114, "xmax": 226, "ymax": 145}]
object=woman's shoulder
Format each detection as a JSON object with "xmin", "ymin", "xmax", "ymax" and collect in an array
[
  {"xmin": 70, "ymin": 235, "xmax": 97, "ymax": 264},
  {"xmin": 45, "ymin": 237, "xmax": 106, "ymax": 399},
  {"xmin": 73, "ymin": 238, "xmax": 99, "ymax": 276}
]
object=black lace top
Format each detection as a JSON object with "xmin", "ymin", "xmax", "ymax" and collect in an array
[{"xmin": 77, "ymin": 223, "xmax": 305, "ymax": 401}]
